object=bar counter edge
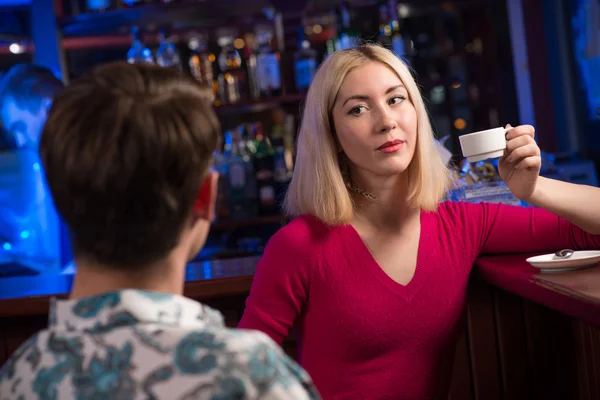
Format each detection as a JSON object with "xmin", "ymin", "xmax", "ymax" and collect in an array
[{"xmin": 1, "ymin": 253, "xmax": 600, "ymax": 399}]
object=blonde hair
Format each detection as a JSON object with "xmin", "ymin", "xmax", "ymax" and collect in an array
[{"xmin": 284, "ymin": 44, "xmax": 451, "ymax": 226}]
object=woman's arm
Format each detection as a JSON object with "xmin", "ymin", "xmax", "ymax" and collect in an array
[
  {"xmin": 466, "ymin": 201, "xmax": 600, "ymax": 255},
  {"xmin": 238, "ymin": 217, "xmax": 315, "ymax": 345},
  {"xmin": 525, "ymin": 176, "xmax": 600, "ymax": 234},
  {"xmin": 497, "ymin": 125, "xmax": 600, "ymax": 235}
]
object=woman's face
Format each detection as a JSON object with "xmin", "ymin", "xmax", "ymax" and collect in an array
[{"xmin": 331, "ymin": 61, "xmax": 418, "ymax": 180}]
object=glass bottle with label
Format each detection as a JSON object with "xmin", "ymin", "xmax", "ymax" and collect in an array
[
  {"xmin": 243, "ymin": 34, "xmax": 261, "ymax": 101},
  {"xmin": 386, "ymin": 0, "xmax": 407, "ymax": 60},
  {"xmin": 226, "ymin": 129, "xmax": 253, "ymax": 219},
  {"xmin": 213, "ymin": 147, "xmax": 229, "ymax": 220},
  {"xmin": 237, "ymin": 125, "xmax": 258, "ymax": 216},
  {"xmin": 156, "ymin": 31, "xmax": 182, "ymax": 69},
  {"xmin": 126, "ymin": 26, "xmax": 154, "ymax": 64},
  {"xmin": 252, "ymin": 123, "xmax": 276, "ymax": 215},
  {"xmin": 188, "ymin": 35, "xmax": 214, "ymax": 86},
  {"xmin": 294, "ymin": 26, "xmax": 317, "ymax": 94},
  {"xmin": 378, "ymin": 2, "xmax": 392, "ymax": 48},
  {"xmin": 270, "ymin": 109, "xmax": 292, "ymax": 206},
  {"xmin": 217, "ymin": 30, "xmax": 247, "ymax": 104},
  {"xmin": 336, "ymin": 0, "xmax": 360, "ymax": 51},
  {"xmin": 255, "ymin": 25, "xmax": 282, "ymax": 98}
]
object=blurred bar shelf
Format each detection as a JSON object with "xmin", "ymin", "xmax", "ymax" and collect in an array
[
  {"xmin": 0, "ymin": 255, "xmax": 261, "ymax": 316},
  {"xmin": 211, "ymin": 214, "xmax": 284, "ymax": 231},
  {"xmin": 214, "ymin": 94, "xmax": 304, "ymax": 115},
  {"xmin": 59, "ymin": 0, "xmax": 274, "ymax": 37}
]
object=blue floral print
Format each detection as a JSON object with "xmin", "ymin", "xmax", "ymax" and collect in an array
[{"xmin": 0, "ymin": 289, "xmax": 320, "ymax": 399}]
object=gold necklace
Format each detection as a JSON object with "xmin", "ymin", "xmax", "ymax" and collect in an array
[{"xmin": 347, "ymin": 184, "xmax": 377, "ymax": 200}]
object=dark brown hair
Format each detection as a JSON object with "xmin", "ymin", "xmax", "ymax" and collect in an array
[{"xmin": 40, "ymin": 62, "xmax": 220, "ymax": 268}]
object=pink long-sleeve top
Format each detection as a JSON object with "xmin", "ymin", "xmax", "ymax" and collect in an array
[{"xmin": 238, "ymin": 201, "xmax": 600, "ymax": 400}]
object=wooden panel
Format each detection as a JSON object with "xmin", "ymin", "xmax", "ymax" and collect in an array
[
  {"xmin": 448, "ymin": 329, "xmax": 473, "ymax": 400},
  {"xmin": 574, "ymin": 320, "xmax": 593, "ymax": 400},
  {"xmin": 493, "ymin": 288, "xmax": 531, "ymax": 400},
  {"xmin": 466, "ymin": 276, "xmax": 501, "ymax": 400},
  {"xmin": 3, "ymin": 315, "xmax": 48, "ymax": 359},
  {"xmin": 202, "ymin": 294, "xmax": 247, "ymax": 328},
  {"xmin": 523, "ymin": 300, "xmax": 578, "ymax": 400},
  {"xmin": 591, "ymin": 324, "xmax": 600, "ymax": 399},
  {"xmin": 574, "ymin": 320, "xmax": 600, "ymax": 400},
  {"xmin": 592, "ymin": 324, "xmax": 600, "ymax": 399},
  {"xmin": 0, "ymin": 328, "xmax": 6, "ymax": 367}
]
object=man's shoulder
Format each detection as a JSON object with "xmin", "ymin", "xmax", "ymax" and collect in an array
[
  {"xmin": 175, "ymin": 324, "xmax": 296, "ymax": 375},
  {"xmin": 154, "ymin": 325, "xmax": 318, "ymax": 399},
  {"xmin": 210, "ymin": 327, "xmax": 318, "ymax": 399},
  {"xmin": 0, "ymin": 331, "xmax": 44, "ymax": 398},
  {"xmin": 0, "ymin": 325, "xmax": 319, "ymax": 400}
]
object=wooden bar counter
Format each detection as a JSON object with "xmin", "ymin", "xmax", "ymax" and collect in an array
[{"xmin": 1, "ymin": 254, "xmax": 599, "ymax": 399}]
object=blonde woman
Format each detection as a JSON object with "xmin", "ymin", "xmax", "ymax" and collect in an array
[{"xmin": 238, "ymin": 44, "xmax": 600, "ymax": 400}]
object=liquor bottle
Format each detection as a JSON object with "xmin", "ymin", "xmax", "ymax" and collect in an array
[
  {"xmin": 86, "ymin": 0, "xmax": 112, "ymax": 12},
  {"xmin": 386, "ymin": 0, "xmax": 407, "ymax": 60},
  {"xmin": 283, "ymin": 112, "xmax": 296, "ymax": 172},
  {"xmin": 216, "ymin": 30, "xmax": 247, "ymax": 104},
  {"xmin": 252, "ymin": 123, "xmax": 277, "ymax": 215},
  {"xmin": 212, "ymin": 148, "xmax": 229, "ymax": 220},
  {"xmin": 237, "ymin": 125, "xmax": 259, "ymax": 216},
  {"xmin": 243, "ymin": 34, "xmax": 261, "ymax": 101},
  {"xmin": 188, "ymin": 34, "xmax": 214, "ymax": 86},
  {"xmin": 336, "ymin": 0, "xmax": 360, "ymax": 51},
  {"xmin": 225, "ymin": 129, "xmax": 251, "ymax": 219},
  {"xmin": 255, "ymin": 25, "xmax": 282, "ymax": 98},
  {"xmin": 270, "ymin": 109, "xmax": 291, "ymax": 206},
  {"xmin": 377, "ymin": 2, "xmax": 392, "ymax": 49},
  {"xmin": 294, "ymin": 26, "xmax": 317, "ymax": 94},
  {"xmin": 271, "ymin": 120, "xmax": 288, "ymax": 183},
  {"xmin": 127, "ymin": 26, "xmax": 154, "ymax": 64},
  {"xmin": 155, "ymin": 31, "xmax": 181, "ymax": 69}
]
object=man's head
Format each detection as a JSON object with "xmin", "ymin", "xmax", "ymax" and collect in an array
[
  {"xmin": 40, "ymin": 62, "xmax": 220, "ymax": 270},
  {"xmin": 0, "ymin": 64, "xmax": 63, "ymax": 149}
]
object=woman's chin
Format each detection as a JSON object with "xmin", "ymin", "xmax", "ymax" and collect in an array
[{"xmin": 378, "ymin": 158, "xmax": 411, "ymax": 175}]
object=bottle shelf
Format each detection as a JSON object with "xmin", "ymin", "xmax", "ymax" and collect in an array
[
  {"xmin": 211, "ymin": 214, "xmax": 284, "ymax": 230},
  {"xmin": 59, "ymin": 0, "xmax": 274, "ymax": 38},
  {"xmin": 214, "ymin": 94, "xmax": 304, "ymax": 115}
]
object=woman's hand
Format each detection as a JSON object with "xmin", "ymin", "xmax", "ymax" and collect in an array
[{"xmin": 498, "ymin": 124, "xmax": 541, "ymax": 201}]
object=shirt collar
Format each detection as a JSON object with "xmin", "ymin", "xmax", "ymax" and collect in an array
[{"xmin": 49, "ymin": 289, "xmax": 224, "ymax": 333}]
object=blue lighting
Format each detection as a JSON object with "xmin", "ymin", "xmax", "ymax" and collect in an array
[
  {"xmin": 3, "ymin": 243, "xmax": 11, "ymax": 251},
  {"xmin": 203, "ymin": 261, "xmax": 212, "ymax": 279},
  {"xmin": 571, "ymin": 0, "xmax": 600, "ymax": 120},
  {"xmin": 33, "ymin": 163, "xmax": 41, "ymax": 171},
  {"xmin": 20, "ymin": 230, "xmax": 30, "ymax": 239},
  {"xmin": 0, "ymin": 0, "xmax": 30, "ymax": 5}
]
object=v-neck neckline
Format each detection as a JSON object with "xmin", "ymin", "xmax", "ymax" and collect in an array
[{"xmin": 343, "ymin": 210, "xmax": 430, "ymax": 300}]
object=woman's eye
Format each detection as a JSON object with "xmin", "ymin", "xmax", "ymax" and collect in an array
[
  {"xmin": 389, "ymin": 96, "xmax": 406, "ymax": 105},
  {"xmin": 349, "ymin": 106, "xmax": 366, "ymax": 115}
]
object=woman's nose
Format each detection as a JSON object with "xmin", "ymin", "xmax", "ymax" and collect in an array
[{"xmin": 375, "ymin": 108, "xmax": 397, "ymax": 134}]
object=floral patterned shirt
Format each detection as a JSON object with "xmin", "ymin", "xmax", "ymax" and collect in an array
[{"xmin": 0, "ymin": 290, "xmax": 320, "ymax": 400}]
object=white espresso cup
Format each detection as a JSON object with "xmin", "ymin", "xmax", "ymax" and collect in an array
[{"xmin": 458, "ymin": 126, "xmax": 509, "ymax": 163}]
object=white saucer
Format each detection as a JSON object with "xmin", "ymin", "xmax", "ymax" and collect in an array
[{"xmin": 526, "ymin": 250, "xmax": 600, "ymax": 272}]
